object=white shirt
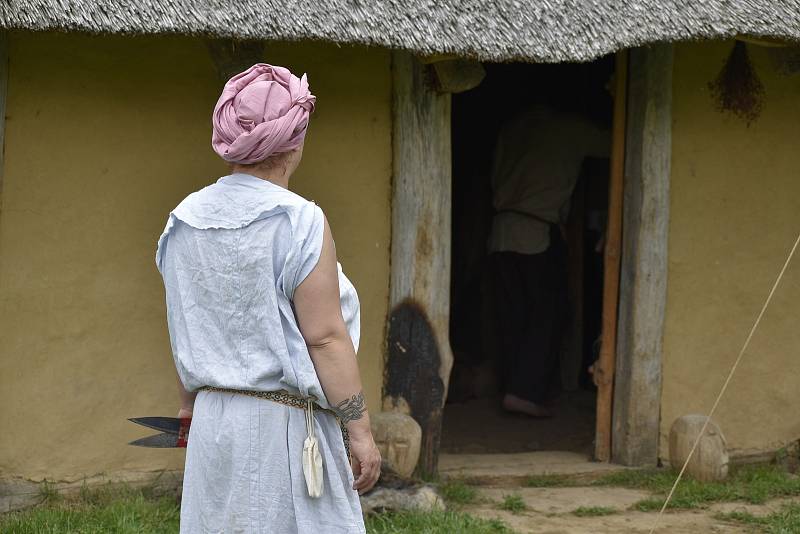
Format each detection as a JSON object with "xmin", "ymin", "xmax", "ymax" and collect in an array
[
  {"xmin": 155, "ymin": 173, "xmax": 360, "ymax": 410},
  {"xmin": 488, "ymin": 105, "xmax": 610, "ymax": 254}
]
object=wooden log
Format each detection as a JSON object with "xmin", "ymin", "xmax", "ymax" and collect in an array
[
  {"xmin": 430, "ymin": 59, "xmax": 486, "ymax": 94},
  {"xmin": 385, "ymin": 51, "xmax": 452, "ymax": 477},
  {"xmin": 205, "ymin": 39, "xmax": 265, "ymax": 83},
  {"xmin": 594, "ymin": 50, "xmax": 628, "ymax": 462},
  {"xmin": 611, "ymin": 44, "xmax": 673, "ymax": 466}
]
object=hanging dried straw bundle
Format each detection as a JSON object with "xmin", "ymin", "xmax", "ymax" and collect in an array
[{"xmin": 708, "ymin": 41, "xmax": 765, "ymax": 126}]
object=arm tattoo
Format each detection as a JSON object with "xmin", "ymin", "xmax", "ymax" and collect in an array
[{"xmin": 332, "ymin": 391, "xmax": 366, "ymax": 424}]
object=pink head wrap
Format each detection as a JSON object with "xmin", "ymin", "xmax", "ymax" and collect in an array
[{"xmin": 212, "ymin": 63, "xmax": 316, "ymax": 164}]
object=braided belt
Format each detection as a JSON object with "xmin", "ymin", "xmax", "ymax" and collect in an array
[{"xmin": 197, "ymin": 385, "xmax": 350, "ymax": 458}]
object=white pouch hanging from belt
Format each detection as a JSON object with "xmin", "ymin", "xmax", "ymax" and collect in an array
[{"xmin": 302, "ymin": 399, "xmax": 324, "ymax": 498}]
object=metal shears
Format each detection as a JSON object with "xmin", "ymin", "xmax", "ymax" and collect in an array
[{"xmin": 128, "ymin": 417, "xmax": 192, "ymax": 448}]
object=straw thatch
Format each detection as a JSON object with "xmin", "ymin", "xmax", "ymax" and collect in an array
[{"xmin": 2, "ymin": 1, "xmax": 799, "ymax": 62}]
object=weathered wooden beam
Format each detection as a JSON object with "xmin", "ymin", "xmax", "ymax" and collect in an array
[
  {"xmin": 205, "ymin": 38, "xmax": 265, "ymax": 83},
  {"xmin": 611, "ymin": 43, "xmax": 673, "ymax": 467},
  {"xmin": 385, "ymin": 51, "xmax": 452, "ymax": 477},
  {"xmin": 594, "ymin": 50, "xmax": 628, "ymax": 462}
]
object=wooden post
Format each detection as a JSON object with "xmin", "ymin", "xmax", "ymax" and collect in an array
[
  {"xmin": 612, "ymin": 44, "xmax": 673, "ymax": 466},
  {"xmin": 384, "ymin": 51, "xmax": 452, "ymax": 477},
  {"xmin": 594, "ymin": 50, "xmax": 628, "ymax": 462}
]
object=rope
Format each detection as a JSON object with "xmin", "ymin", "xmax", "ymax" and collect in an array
[{"xmin": 648, "ymin": 231, "xmax": 800, "ymax": 533}]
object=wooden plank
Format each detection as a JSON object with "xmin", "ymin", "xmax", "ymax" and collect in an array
[
  {"xmin": 594, "ymin": 50, "xmax": 628, "ymax": 462},
  {"xmin": 611, "ymin": 44, "xmax": 673, "ymax": 466},
  {"xmin": 385, "ymin": 51, "xmax": 452, "ymax": 477}
]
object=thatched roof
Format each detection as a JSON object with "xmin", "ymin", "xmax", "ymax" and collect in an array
[{"xmin": 2, "ymin": 1, "xmax": 799, "ymax": 62}]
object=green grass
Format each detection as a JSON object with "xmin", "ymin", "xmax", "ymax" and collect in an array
[
  {"xmin": 571, "ymin": 506, "xmax": 618, "ymax": 517},
  {"xmin": 523, "ymin": 474, "xmax": 575, "ymax": 488},
  {"xmin": 438, "ymin": 479, "xmax": 479, "ymax": 506},
  {"xmin": 0, "ymin": 485, "xmax": 179, "ymax": 534},
  {"xmin": 593, "ymin": 468, "xmax": 677, "ymax": 491},
  {"xmin": 497, "ymin": 494, "xmax": 527, "ymax": 514},
  {"xmin": 38, "ymin": 479, "xmax": 63, "ymax": 505},
  {"xmin": 1, "ymin": 482, "xmax": 515, "ymax": 534},
  {"xmin": 716, "ymin": 503, "xmax": 800, "ymax": 533},
  {"xmin": 595, "ymin": 465, "xmax": 800, "ymax": 511},
  {"xmin": 365, "ymin": 510, "xmax": 514, "ymax": 533}
]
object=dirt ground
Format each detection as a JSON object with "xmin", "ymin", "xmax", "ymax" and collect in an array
[
  {"xmin": 440, "ymin": 393, "xmax": 799, "ymax": 532},
  {"xmin": 441, "ymin": 391, "xmax": 596, "ymax": 455},
  {"xmin": 466, "ymin": 485, "xmax": 796, "ymax": 533}
]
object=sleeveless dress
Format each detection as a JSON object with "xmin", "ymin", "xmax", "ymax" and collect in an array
[{"xmin": 155, "ymin": 172, "xmax": 365, "ymax": 533}]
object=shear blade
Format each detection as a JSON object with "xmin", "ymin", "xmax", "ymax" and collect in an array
[
  {"xmin": 129, "ymin": 416, "xmax": 181, "ymax": 434},
  {"xmin": 129, "ymin": 433, "xmax": 182, "ymax": 448}
]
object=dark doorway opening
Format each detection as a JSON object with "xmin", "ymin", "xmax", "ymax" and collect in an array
[{"xmin": 443, "ymin": 58, "xmax": 615, "ymax": 455}]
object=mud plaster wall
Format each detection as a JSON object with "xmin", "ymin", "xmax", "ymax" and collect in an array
[
  {"xmin": 0, "ymin": 32, "xmax": 391, "ymax": 480},
  {"xmin": 661, "ymin": 40, "xmax": 800, "ymax": 460}
]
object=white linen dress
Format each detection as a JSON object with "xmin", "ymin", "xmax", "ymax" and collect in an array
[{"xmin": 155, "ymin": 172, "xmax": 365, "ymax": 533}]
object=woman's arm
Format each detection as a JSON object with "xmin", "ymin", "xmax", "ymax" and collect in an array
[
  {"xmin": 293, "ymin": 215, "xmax": 381, "ymax": 494},
  {"xmin": 176, "ymin": 372, "xmax": 196, "ymax": 418}
]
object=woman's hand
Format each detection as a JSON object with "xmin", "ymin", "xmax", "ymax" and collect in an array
[
  {"xmin": 349, "ymin": 429, "xmax": 382, "ymax": 494},
  {"xmin": 175, "ymin": 374, "xmax": 196, "ymax": 419}
]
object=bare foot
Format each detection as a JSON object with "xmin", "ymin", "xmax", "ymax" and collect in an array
[{"xmin": 502, "ymin": 393, "xmax": 553, "ymax": 418}]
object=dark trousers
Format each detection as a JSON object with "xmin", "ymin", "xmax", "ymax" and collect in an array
[{"xmin": 491, "ymin": 226, "xmax": 567, "ymax": 404}]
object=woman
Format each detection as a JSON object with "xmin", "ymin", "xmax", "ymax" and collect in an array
[{"xmin": 155, "ymin": 63, "xmax": 381, "ymax": 533}]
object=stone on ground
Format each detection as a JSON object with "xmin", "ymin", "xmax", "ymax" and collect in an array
[
  {"xmin": 370, "ymin": 411, "xmax": 422, "ymax": 478},
  {"xmin": 669, "ymin": 414, "xmax": 729, "ymax": 482},
  {"xmin": 360, "ymin": 485, "xmax": 444, "ymax": 515}
]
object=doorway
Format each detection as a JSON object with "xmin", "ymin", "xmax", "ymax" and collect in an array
[{"xmin": 442, "ymin": 58, "xmax": 615, "ymax": 456}]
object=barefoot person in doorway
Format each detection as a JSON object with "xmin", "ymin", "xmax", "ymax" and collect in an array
[
  {"xmin": 489, "ymin": 99, "xmax": 609, "ymax": 418},
  {"xmin": 156, "ymin": 64, "xmax": 380, "ymax": 533}
]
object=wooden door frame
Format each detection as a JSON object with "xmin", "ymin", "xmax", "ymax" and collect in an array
[
  {"xmin": 384, "ymin": 51, "xmax": 453, "ymax": 476},
  {"xmin": 601, "ymin": 44, "xmax": 674, "ymax": 466},
  {"xmin": 386, "ymin": 46, "xmax": 674, "ymax": 472},
  {"xmin": 593, "ymin": 50, "xmax": 629, "ymax": 462}
]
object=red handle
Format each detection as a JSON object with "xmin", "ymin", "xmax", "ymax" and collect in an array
[{"xmin": 177, "ymin": 417, "xmax": 192, "ymax": 448}]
